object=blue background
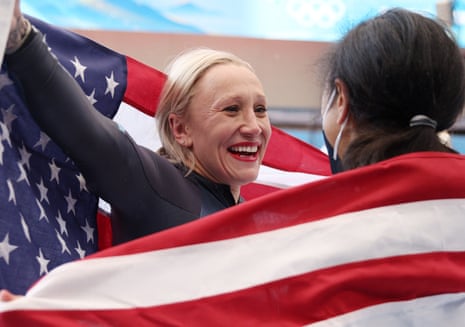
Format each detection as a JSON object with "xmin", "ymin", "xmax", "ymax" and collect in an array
[{"xmin": 21, "ymin": 1, "xmax": 460, "ymax": 44}]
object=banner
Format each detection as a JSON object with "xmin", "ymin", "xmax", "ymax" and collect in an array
[{"xmin": 1, "ymin": 152, "xmax": 465, "ymax": 326}]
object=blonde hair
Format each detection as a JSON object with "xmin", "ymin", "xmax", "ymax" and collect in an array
[{"xmin": 156, "ymin": 48, "xmax": 254, "ymax": 171}]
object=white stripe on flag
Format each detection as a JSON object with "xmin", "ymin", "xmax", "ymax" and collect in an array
[
  {"xmin": 256, "ymin": 165, "xmax": 326, "ymax": 188},
  {"xmin": 308, "ymin": 292, "xmax": 465, "ymax": 327},
  {"xmin": 2, "ymin": 198, "xmax": 464, "ymax": 312},
  {"xmin": 113, "ymin": 102, "xmax": 160, "ymax": 150}
]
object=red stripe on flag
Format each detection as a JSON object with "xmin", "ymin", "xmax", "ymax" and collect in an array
[
  {"xmin": 123, "ymin": 56, "xmax": 166, "ymax": 117},
  {"xmin": 96, "ymin": 210, "xmax": 112, "ymax": 250},
  {"xmin": 265, "ymin": 126, "xmax": 330, "ymax": 175},
  {"xmin": 241, "ymin": 183, "xmax": 281, "ymax": 199}
]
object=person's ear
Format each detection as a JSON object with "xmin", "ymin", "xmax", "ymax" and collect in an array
[
  {"xmin": 168, "ymin": 113, "xmax": 192, "ymax": 147},
  {"xmin": 334, "ymin": 78, "xmax": 351, "ymax": 125}
]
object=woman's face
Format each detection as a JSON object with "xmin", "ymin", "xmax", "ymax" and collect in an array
[{"xmin": 183, "ymin": 63, "xmax": 271, "ymax": 189}]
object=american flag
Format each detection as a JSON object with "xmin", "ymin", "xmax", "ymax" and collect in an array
[
  {"xmin": 0, "ymin": 15, "xmax": 128, "ymax": 294},
  {"xmin": 0, "ymin": 16, "xmax": 330, "ymax": 296},
  {"xmin": 1, "ymin": 152, "xmax": 465, "ymax": 326}
]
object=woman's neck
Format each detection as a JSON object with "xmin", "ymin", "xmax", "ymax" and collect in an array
[{"xmin": 230, "ymin": 185, "xmax": 241, "ymax": 203}]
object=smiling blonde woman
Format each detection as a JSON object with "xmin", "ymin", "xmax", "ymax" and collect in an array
[{"xmin": 5, "ymin": 0, "xmax": 272, "ymax": 246}]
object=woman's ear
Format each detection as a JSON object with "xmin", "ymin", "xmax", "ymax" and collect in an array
[
  {"xmin": 334, "ymin": 78, "xmax": 351, "ymax": 125},
  {"xmin": 169, "ymin": 113, "xmax": 191, "ymax": 147}
]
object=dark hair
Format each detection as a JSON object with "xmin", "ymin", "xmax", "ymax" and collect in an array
[{"xmin": 322, "ymin": 8, "xmax": 465, "ymax": 170}]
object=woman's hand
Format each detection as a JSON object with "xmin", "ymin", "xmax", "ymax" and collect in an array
[
  {"xmin": 0, "ymin": 289, "xmax": 22, "ymax": 302},
  {"xmin": 6, "ymin": 0, "xmax": 31, "ymax": 54},
  {"xmin": 11, "ymin": 0, "xmax": 22, "ymax": 30}
]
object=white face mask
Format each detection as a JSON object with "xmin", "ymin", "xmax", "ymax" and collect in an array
[{"xmin": 322, "ymin": 89, "xmax": 348, "ymax": 161}]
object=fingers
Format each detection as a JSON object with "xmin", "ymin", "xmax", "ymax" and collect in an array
[
  {"xmin": 14, "ymin": 0, "xmax": 21, "ymax": 19},
  {"xmin": 11, "ymin": 0, "xmax": 22, "ymax": 31},
  {"xmin": 0, "ymin": 289, "xmax": 21, "ymax": 302},
  {"xmin": 6, "ymin": 6, "xmax": 31, "ymax": 54}
]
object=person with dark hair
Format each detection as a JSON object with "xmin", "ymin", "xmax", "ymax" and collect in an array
[{"xmin": 320, "ymin": 8, "xmax": 465, "ymax": 173}]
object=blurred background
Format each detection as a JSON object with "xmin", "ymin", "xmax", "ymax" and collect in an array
[{"xmin": 21, "ymin": 0, "xmax": 465, "ymax": 152}]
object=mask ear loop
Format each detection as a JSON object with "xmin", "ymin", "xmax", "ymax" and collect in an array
[
  {"xmin": 322, "ymin": 89, "xmax": 337, "ymax": 121},
  {"xmin": 332, "ymin": 116, "xmax": 348, "ymax": 161}
]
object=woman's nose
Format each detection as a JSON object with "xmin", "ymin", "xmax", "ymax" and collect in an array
[{"xmin": 240, "ymin": 111, "xmax": 261, "ymax": 136}]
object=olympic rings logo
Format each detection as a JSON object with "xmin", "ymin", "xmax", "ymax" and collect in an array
[{"xmin": 286, "ymin": 0, "xmax": 346, "ymax": 29}]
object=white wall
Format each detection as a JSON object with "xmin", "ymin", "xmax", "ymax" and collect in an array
[{"xmin": 72, "ymin": 29, "xmax": 332, "ymax": 114}]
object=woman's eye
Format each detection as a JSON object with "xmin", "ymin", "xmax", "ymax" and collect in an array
[
  {"xmin": 255, "ymin": 105, "xmax": 267, "ymax": 113},
  {"xmin": 223, "ymin": 105, "xmax": 239, "ymax": 112}
]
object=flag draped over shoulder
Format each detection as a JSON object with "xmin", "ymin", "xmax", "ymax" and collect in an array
[
  {"xmin": 0, "ymin": 16, "xmax": 330, "ymax": 295},
  {"xmin": 1, "ymin": 152, "xmax": 465, "ymax": 326}
]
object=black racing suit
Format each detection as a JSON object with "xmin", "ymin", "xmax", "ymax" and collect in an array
[{"xmin": 6, "ymin": 28, "xmax": 239, "ymax": 245}]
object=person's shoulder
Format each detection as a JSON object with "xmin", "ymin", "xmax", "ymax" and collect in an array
[
  {"xmin": 387, "ymin": 151, "xmax": 464, "ymax": 164},
  {"xmin": 328, "ymin": 151, "xmax": 465, "ymax": 184},
  {"xmin": 363, "ymin": 151, "xmax": 464, "ymax": 170},
  {"xmin": 133, "ymin": 144, "xmax": 178, "ymax": 173}
]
